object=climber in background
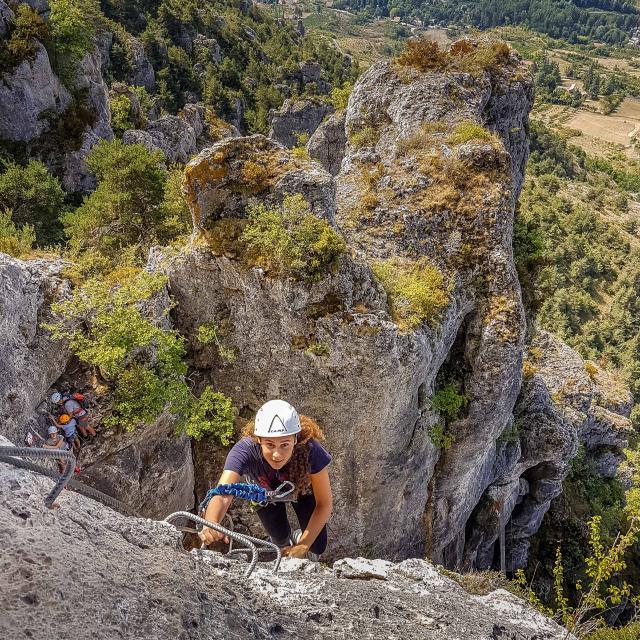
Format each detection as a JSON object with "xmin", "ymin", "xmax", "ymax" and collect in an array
[
  {"xmin": 42, "ymin": 425, "xmax": 70, "ymax": 474},
  {"xmin": 48, "ymin": 412, "xmax": 81, "ymax": 452},
  {"xmin": 199, "ymin": 399, "xmax": 333, "ymax": 560},
  {"xmin": 50, "ymin": 391, "xmax": 96, "ymax": 439}
]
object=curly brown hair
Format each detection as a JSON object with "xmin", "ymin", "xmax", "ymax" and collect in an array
[{"xmin": 242, "ymin": 415, "xmax": 325, "ymax": 496}]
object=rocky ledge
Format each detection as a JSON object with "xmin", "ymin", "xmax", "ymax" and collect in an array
[{"xmin": 1, "ymin": 457, "xmax": 572, "ymax": 640}]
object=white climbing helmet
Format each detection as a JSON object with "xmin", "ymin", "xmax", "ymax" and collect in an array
[
  {"xmin": 47, "ymin": 426, "xmax": 58, "ymax": 435},
  {"xmin": 50, "ymin": 392, "xmax": 62, "ymax": 403},
  {"xmin": 254, "ymin": 400, "xmax": 301, "ymax": 438}
]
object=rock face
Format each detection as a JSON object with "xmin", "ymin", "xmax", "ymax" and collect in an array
[
  {"xmin": 1, "ymin": 459, "xmax": 573, "ymax": 640},
  {"xmin": 0, "ymin": 254, "xmax": 71, "ymax": 447},
  {"xmin": 61, "ymin": 47, "xmax": 114, "ymax": 193},
  {"xmin": 268, "ymin": 98, "xmax": 334, "ymax": 148},
  {"xmin": 76, "ymin": 414, "xmax": 195, "ymax": 519},
  {"xmin": 182, "ymin": 135, "xmax": 336, "ymax": 227},
  {"xmin": 0, "ymin": 42, "xmax": 71, "ymax": 142},
  {"xmin": 0, "ymin": 0, "xmax": 13, "ymax": 38},
  {"xmin": 336, "ymin": 52, "xmax": 533, "ymax": 566},
  {"xmin": 193, "ymin": 33, "xmax": 221, "ymax": 64},
  {"xmin": 0, "ymin": 252, "xmax": 193, "ymax": 518},
  {"xmin": 298, "ymin": 59, "xmax": 331, "ymax": 93},
  {"xmin": 123, "ymin": 105, "xmax": 238, "ymax": 163},
  {"xmin": 161, "ymin": 42, "xmax": 536, "ymax": 564},
  {"xmin": 103, "ymin": 43, "xmax": 630, "ymax": 574},
  {"xmin": 307, "ymin": 110, "xmax": 347, "ymax": 175},
  {"xmin": 127, "ymin": 35, "xmax": 156, "ymax": 92},
  {"xmin": 501, "ymin": 331, "xmax": 631, "ymax": 570}
]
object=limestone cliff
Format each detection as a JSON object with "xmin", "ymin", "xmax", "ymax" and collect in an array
[
  {"xmin": 0, "ymin": 40, "xmax": 632, "ymax": 579},
  {"xmin": 153, "ymin": 42, "xmax": 630, "ymax": 570},
  {"xmin": 153, "ymin": 43, "xmax": 537, "ymax": 565}
]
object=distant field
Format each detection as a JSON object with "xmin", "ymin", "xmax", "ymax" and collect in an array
[{"xmin": 536, "ymin": 98, "xmax": 640, "ymax": 159}]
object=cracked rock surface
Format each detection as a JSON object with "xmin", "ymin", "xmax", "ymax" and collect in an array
[{"xmin": 1, "ymin": 457, "xmax": 572, "ymax": 640}]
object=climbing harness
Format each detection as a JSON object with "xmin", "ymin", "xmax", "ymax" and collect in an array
[
  {"xmin": 199, "ymin": 480, "xmax": 295, "ymax": 511},
  {"xmin": 0, "ymin": 445, "xmax": 138, "ymax": 515},
  {"xmin": 164, "ymin": 511, "xmax": 282, "ymax": 577}
]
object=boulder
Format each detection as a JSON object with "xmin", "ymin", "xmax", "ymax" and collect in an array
[
  {"xmin": 182, "ymin": 134, "xmax": 336, "ymax": 229},
  {"xmin": 299, "ymin": 59, "xmax": 331, "ymax": 93},
  {"xmin": 307, "ymin": 110, "xmax": 347, "ymax": 175},
  {"xmin": 193, "ymin": 33, "xmax": 221, "ymax": 64},
  {"xmin": 123, "ymin": 105, "xmax": 238, "ymax": 164},
  {"xmin": 268, "ymin": 97, "xmax": 334, "ymax": 148},
  {"xmin": 0, "ymin": 41, "xmax": 71, "ymax": 142}
]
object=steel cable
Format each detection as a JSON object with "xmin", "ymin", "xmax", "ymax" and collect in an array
[{"xmin": 165, "ymin": 511, "xmax": 282, "ymax": 577}]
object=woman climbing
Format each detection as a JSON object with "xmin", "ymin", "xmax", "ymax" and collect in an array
[{"xmin": 199, "ymin": 399, "xmax": 332, "ymax": 559}]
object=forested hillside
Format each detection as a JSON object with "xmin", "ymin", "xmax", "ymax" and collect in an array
[{"xmin": 336, "ymin": 0, "xmax": 639, "ymax": 44}]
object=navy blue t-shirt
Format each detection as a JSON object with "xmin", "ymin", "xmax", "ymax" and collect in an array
[{"xmin": 224, "ymin": 437, "xmax": 331, "ymax": 490}]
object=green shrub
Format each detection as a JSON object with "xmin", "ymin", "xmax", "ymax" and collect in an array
[
  {"xmin": 183, "ymin": 387, "xmax": 234, "ymax": 443},
  {"xmin": 63, "ymin": 140, "xmax": 189, "ymax": 276},
  {"xmin": 305, "ymin": 342, "xmax": 330, "ymax": 356},
  {"xmin": 372, "ymin": 258, "xmax": 450, "ymax": 330},
  {"xmin": 48, "ymin": 0, "xmax": 101, "ymax": 77},
  {"xmin": 46, "ymin": 271, "xmax": 235, "ymax": 440},
  {"xmin": 0, "ymin": 161, "xmax": 66, "ymax": 246},
  {"xmin": 428, "ymin": 423, "xmax": 454, "ymax": 450},
  {"xmin": 446, "ymin": 120, "xmax": 496, "ymax": 145},
  {"xmin": 587, "ymin": 623, "xmax": 640, "ymax": 640},
  {"xmin": 349, "ymin": 126, "xmax": 378, "ymax": 149},
  {"xmin": 430, "ymin": 383, "xmax": 468, "ymax": 420},
  {"xmin": 197, "ymin": 321, "xmax": 236, "ymax": 363},
  {"xmin": 110, "ymin": 94, "xmax": 134, "ymax": 135},
  {"xmin": 0, "ymin": 209, "xmax": 36, "ymax": 258},
  {"xmin": 331, "ymin": 83, "xmax": 352, "ymax": 111},
  {"xmin": 0, "ymin": 5, "xmax": 48, "ymax": 75},
  {"xmin": 241, "ymin": 194, "xmax": 346, "ymax": 280},
  {"xmin": 396, "ymin": 39, "xmax": 513, "ymax": 77}
]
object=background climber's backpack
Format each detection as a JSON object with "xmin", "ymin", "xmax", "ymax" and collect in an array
[{"xmin": 64, "ymin": 392, "xmax": 89, "ymax": 411}]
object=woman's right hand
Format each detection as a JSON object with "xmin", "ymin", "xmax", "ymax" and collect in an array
[{"xmin": 198, "ymin": 526, "xmax": 229, "ymax": 546}]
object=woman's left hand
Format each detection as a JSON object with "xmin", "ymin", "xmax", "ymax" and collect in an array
[{"xmin": 281, "ymin": 544, "xmax": 309, "ymax": 559}]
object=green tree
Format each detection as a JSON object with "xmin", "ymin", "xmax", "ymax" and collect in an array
[
  {"xmin": 47, "ymin": 0, "xmax": 102, "ymax": 76},
  {"xmin": 109, "ymin": 94, "xmax": 134, "ymax": 135},
  {"xmin": 0, "ymin": 4, "xmax": 49, "ymax": 75},
  {"xmin": 63, "ymin": 140, "xmax": 187, "ymax": 274},
  {"xmin": 0, "ymin": 161, "xmax": 66, "ymax": 246},
  {"xmin": 0, "ymin": 209, "xmax": 36, "ymax": 258}
]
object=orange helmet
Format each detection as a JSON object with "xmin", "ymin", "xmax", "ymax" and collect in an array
[{"xmin": 59, "ymin": 414, "xmax": 71, "ymax": 424}]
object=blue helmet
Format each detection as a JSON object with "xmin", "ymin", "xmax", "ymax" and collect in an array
[{"xmin": 50, "ymin": 392, "xmax": 62, "ymax": 403}]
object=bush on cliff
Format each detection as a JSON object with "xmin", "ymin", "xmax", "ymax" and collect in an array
[
  {"xmin": 0, "ymin": 160, "xmax": 67, "ymax": 246},
  {"xmin": 0, "ymin": 209, "xmax": 36, "ymax": 258},
  {"xmin": 587, "ymin": 623, "xmax": 640, "ymax": 640},
  {"xmin": 46, "ymin": 270, "xmax": 235, "ymax": 441},
  {"xmin": 47, "ymin": 0, "xmax": 102, "ymax": 77},
  {"xmin": 372, "ymin": 258, "xmax": 450, "ymax": 330},
  {"xmin": 63, "ymin": 140, "xmax": 190, "ymax": 280},
  {"xmin": 396, "ymin": 39, "xmax": 513, "ymax": 77},
  {"xmin": 241, "ymin": 194, "xmax": 346, "ymax": 280},
  {"xmin": 0, "ymin": 5, "xmax": 48, "ymax": 76}
]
